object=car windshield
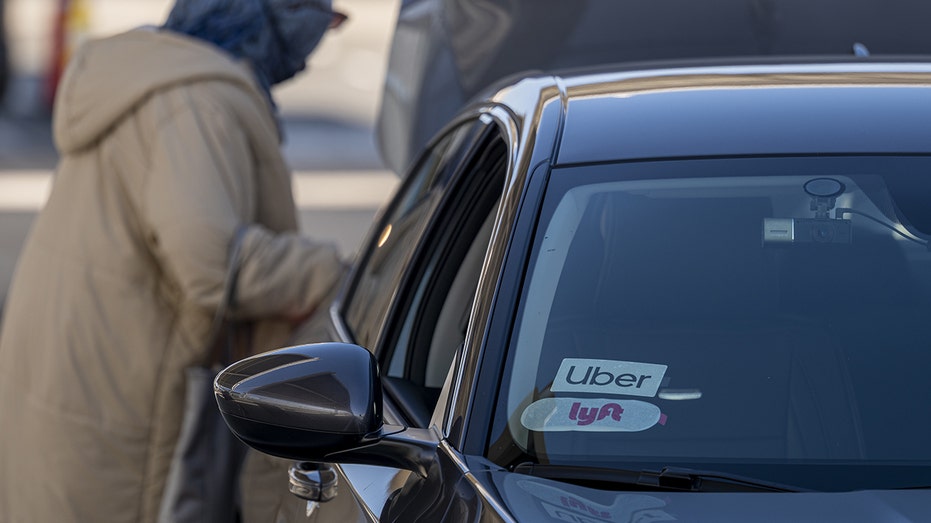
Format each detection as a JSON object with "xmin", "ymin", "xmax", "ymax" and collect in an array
[{"xmin": 490, "ymin": 156, "xmax": 931, "ymax": 492}]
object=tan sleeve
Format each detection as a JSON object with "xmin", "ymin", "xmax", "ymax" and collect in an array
[
  {"xmin": 140, "ymin": 86, "xmax": 344, "ymax": 320},
  {"xmin": 233, "ymin": 224, "xmax": 345, "ymax": 319}
]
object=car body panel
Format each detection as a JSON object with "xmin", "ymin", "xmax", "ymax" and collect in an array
[{"xmin": 377, "ymin": 443, "xmax": 517, "ymax": 522}]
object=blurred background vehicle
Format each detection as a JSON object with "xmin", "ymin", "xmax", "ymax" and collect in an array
[{"xmin": 377, "ymin": 0, "xmax": 931, "ymax": 175}]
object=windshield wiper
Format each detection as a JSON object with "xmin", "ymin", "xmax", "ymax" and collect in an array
[{"xmin": 513, "ymin": 463, "xmax": 808, "ymax": 493}]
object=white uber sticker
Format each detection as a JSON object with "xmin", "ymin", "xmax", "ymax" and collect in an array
[
  {"xmin": 521, "ymin": 397, "xmax": 667, "ymax": 432},
  {"xmin": 551, "ymin": 358, "xmax": 667, "ymax": 397}
]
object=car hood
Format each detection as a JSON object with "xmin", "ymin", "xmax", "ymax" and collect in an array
[
  {"xmin": 376, "ymin": 0, "xmax": 931, "ymax": 176},
  {"xmin": 483, "ymin": 468, "xmax": 931, "ymax": 522}
]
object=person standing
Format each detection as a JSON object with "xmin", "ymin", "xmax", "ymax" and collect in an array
[{"xmin": 0, "ymin": 0, "xmax": 349, "ymax": 521}]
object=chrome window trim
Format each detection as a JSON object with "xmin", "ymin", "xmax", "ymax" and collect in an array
[
  {"xmin": 441, "ymin": 104, "xmax": 520, "ymax": 440},
  {"xmin": 330, "ymin": 299, "xmax": 352, "ymax": 344},
  {"xmin": 445, "ymin": 76, "xmax": 567, "ymax": 445}
]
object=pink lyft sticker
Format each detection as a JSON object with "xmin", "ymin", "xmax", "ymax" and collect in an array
[{"xmin": 520, "ymin": 397, "xmax": 667, "ymax": 432}]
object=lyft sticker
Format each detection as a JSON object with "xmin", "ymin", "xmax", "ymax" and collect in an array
[
  {"xmin": 551, "ymin": 358, "xmax": 667, "ymax": 397},
  {"xmin": 521, "ymin": 397, "xmax": 667, "ymax": 432}
]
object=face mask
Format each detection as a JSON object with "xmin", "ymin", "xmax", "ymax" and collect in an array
[
  {"xmin": 164, "ymin": 0, "xmax": 337, "ymax": 90},
  {"xmin": 259, "ymin": 0, "xmax": 336, "ymax": 85}
]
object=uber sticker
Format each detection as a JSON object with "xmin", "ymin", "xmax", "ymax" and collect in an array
[
  {"xmin": 551, "ymin": 358, "xmax": 667, "ymax": 397},
  {"xmin": 520, "ymin": 397, "xmax": 667, "ymax": 432}
]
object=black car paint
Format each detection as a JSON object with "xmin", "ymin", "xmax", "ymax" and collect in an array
[
  {"xmin": 556, "ymin": 73, "xmax": 931, "ymax": 164},
  {"xmin": 215, "ymin": 343, "xmax": 384, "ymax": 456}
]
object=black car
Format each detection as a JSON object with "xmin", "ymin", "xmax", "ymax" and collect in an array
[{"xmin": 216, "ymin": 58, "xmax": 931, "ymax": 521}]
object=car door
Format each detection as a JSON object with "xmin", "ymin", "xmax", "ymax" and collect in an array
[{"xmin": 264, "ymin": 115, "xmax": 511, "ymax": 522}]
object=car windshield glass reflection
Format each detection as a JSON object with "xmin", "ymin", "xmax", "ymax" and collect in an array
[{"xmin": 493, "ymin": 156, "xmax": 931, "ymax": 492}]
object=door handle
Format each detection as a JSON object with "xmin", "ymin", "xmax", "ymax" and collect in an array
[{"xmin": 288, "ymin": 461, "xmax": 338, "ymax": 503}]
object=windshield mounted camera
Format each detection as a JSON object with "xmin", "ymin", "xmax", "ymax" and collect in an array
[{"xmin": 763, "ymin": 178, "xmax": 852, "ymax": 245}]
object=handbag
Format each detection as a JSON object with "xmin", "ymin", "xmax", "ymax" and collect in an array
[{"xmin": 158, "ymin": 228, "xmax": 249, "ymax": 523}]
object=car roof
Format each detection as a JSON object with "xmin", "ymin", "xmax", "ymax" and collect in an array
[{"xmin": 499, "ymin": 60, "xmax": 931, "ymax": 164}]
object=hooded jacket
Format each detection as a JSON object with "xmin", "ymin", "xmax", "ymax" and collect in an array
[{"xmin": 0, "ymin": 28, "xmax": 343, "ymax": 523}]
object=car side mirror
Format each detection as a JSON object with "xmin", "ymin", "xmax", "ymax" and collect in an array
[{"xmin": 214, "ymin": 342, "xmax": 438, "ymax": 476}]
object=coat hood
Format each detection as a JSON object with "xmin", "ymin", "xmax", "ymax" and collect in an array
[{"xmin": 53, "ymin": 28, "xmax": 265, "ymax": 154}]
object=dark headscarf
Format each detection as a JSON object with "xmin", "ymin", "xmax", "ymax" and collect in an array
[{"xmin": 163, "ymin": 0, "xmax": 334, "ymax": 100}]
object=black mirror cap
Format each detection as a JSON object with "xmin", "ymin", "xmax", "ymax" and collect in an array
[{"xmin": 214, "ymin": 342, "xmax": 382, "ymax": 460}]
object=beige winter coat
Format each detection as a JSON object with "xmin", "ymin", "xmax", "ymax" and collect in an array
[{"xmin": 0, "ymin": 29, "xmax": 343, "ymax": 523}]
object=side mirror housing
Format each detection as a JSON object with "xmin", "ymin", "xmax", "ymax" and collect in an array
[
  {"xmin": 214, "ymin": 342, "xmax": 438, "ymax": 475},
  {"xmin": 214, "ymin": 342, "xmax": 382, "ymax": 459}
]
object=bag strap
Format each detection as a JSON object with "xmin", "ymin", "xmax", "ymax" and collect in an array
[{"xmin": 206, "ymin": 225, "xmax": 248, "ymax": 367}]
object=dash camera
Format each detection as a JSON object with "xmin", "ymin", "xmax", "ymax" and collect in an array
[{"xmin": 763, "ymin": 217, "xmax": 852, "ymax": 244}]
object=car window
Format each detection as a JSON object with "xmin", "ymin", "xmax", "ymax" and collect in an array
[
  {"xmin": 489, "ymin": 156, "xmax": 931, "ymax": 492},
  {"xmin": 343, "ymin": 122, "xmax": 478, "ymax": 350},
  {"xmin": 381, "ymin": 128, "xmax": 508, "ymax": 427}
]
